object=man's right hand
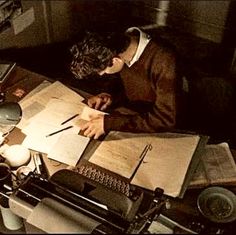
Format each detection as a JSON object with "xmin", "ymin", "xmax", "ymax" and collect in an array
[{"xmin": 87, "ymin": 92, "xmax": 112, "ymax": 111}]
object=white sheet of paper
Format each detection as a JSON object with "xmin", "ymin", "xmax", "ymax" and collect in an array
[
  {"xmin": 22, "ymin": 99, "xmax": 83, "ymax": 135},
  {"xmin": 89, "ymin": 131, "xmax": 200, "ymax": 197},
  {"xmin": 89, "ymin": 132, "xmax": 156, "ymax": 178},
  {"xmin": 131, "ymin": 135, "xmax": 200, "ymax": 197},
  {"xmin": 18, "ymin": 81, "xmax": 85, "ymax": 129},
  {"xmin": 22, "ymin": 121, "xmax": 64, "ymax": 154},
  {"xmin": 21, "ymin": 94, "xmax": 86, "ymax": 155},
  {"xmin": 47, "ymin": 133, "xmax": 90, "ymax": 166},
  {"xmin": 21, "ymin": 97, "xmax": 82, "ymax": 153}
]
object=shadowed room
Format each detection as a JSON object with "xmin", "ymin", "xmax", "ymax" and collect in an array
[{"xmin": 0, "ymin": 0, "xmax": 236, "ymax": 234}]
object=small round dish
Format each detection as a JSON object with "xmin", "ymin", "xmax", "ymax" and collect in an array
[{"xmin": 197, "ymin": 186, "xmax": 236, "ymax": 223}]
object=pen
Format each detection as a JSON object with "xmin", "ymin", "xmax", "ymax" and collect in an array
[
  {"xmin": 130, "ymin": 143, "xmax": 152, "ymax": 180},
  {"xmin": 46, "ymin": 125, "xmax": 73, "ymax": 137},
  {"xmin": 61, "ymin": 114, "xmax": 79, "ymax": 125}
]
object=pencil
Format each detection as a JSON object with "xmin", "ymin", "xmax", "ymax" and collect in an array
[
  {"xmin": 61, "ymin": 114, "xmax": 79, "ymax": 125},
  {"xmin": 46, "ymin": 125, "xmax": 73, "ymax": 137}
]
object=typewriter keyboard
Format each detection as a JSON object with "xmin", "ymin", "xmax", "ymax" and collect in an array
[{"xmin": 76, "ymin": 165, "xmax": 130, "ymax": 197}]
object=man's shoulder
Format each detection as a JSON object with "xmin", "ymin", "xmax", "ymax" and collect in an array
[
  {"xmin": 150, "ymin": 36, "xmax": 176, "ymax": 52},
  {"xmin": 145, "ymin": 38, "xmax": 177, "ymax": 59}
]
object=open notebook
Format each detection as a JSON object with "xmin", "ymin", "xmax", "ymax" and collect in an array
[{"xmin": 88, "ymin": 131, "xmax": 208, "ymax": 198}]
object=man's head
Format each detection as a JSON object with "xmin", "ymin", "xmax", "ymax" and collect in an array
[{"xmin": 69, "ymin": 31, "xmax": 130, "ymax": 79}]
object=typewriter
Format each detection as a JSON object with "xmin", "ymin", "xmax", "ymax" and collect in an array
[{"xmin": 6, "ymin": 162, "xmax": 167, "ymax": 234}]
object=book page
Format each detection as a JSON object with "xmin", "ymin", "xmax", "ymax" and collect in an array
[
  {"xmin": 89, "ymin": 131, "xmax": 200, "ymax": 197},
  {"xmin": 190, "ymin": 142, "xmax": 236, "ymax": 187},
  {"xmin": 189, "ymin": 160, "xmax": 207, "ymax": 187}
]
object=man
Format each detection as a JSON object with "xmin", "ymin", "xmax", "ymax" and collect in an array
[{"xmin": 69, "ymin": 27, "xmax": 185, "ymax": 139}]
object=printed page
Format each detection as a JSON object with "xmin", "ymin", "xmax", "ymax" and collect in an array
[
  {"xmin": 17, "ymin": 81, "xmax": 85, "ymax": 129},
  {"xmin": 21, "ymin": 98, "xmax": 104, "ymax": 162},
  {"xmin": 19, "ymin": 81, "xmax": 106, "ymax": 165},
  {"xmin": 20, "ymin": 80, "xmax": 52, "ymax": 101},
  {"xmin": 89, "ymin": 131, "xmax": 155, "ymax": 178},
  {"xmin": 131, "ymin": 135, "xmax": 200, "ymax": 197},
  {"xmin": 47, "ymin": 133, "xmax": 90, "ymax": 166},
  {"xmin": 189, "ymin": 160, "xmax": 208, "ymax": 187},
  {"xmin": 21, "ymin": 98, "xmax": 83, "ymax": 153},
  {"xmin": 190, "ymin": 142, "xmax": 236, "ymax": 187},
  {"xmin": 22, "ymin": 98, "xmax": 84, "ymax": 135},
  {"xmin": 89, "ymin": 131, "xmax": 200, "ymax": 197}
]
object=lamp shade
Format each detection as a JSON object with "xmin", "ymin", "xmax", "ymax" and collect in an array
[{"xmin": 0, "ymin": 102, "xmax": 22, "ymax": 125}]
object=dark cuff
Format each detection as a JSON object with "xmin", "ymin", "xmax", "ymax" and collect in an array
[{"xmin": 104, "ymin": 113, "xmax": 130, "ymax": 133}]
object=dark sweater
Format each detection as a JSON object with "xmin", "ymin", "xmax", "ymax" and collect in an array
[{"xmin": 104, "ymin": 39, "xmax": 184, "ymax": 133}]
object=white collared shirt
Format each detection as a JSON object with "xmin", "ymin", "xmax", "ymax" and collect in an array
[{"xmin": 125, "ymin": 27, "xmax": 151, "ymax": 67}]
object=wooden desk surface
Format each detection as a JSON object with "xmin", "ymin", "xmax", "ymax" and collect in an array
[
  {"xmin": 3, "ymin": 66, "xmax": 236, "ymax": 234},
  {"xmin": 2, "ymin": 66, "xmax": 51, "ymax": 102}
]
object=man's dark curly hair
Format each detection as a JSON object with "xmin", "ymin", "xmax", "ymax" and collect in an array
[{"xmin": 69, "ymin": 31, "xmax": 130, "ymax": 79}]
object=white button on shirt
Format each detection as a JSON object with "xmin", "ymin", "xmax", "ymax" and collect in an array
[{"xmin": 125, "ymin": 27, "xmax": 151, "ymax": 67}]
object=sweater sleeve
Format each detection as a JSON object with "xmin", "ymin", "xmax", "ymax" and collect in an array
[{"xmin": 104, "ymin": 51, "xmax": 179, "ymax": 133}]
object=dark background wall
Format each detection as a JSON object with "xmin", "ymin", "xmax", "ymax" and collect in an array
[
  {"xmin": 0, "ymin": 0, "xmax": 235, "ymax": 46},
  {"xmin": 0, "ymin": 0, "xmax": 236, "ymax": 79}
]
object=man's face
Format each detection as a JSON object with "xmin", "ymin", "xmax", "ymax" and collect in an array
[{"xmin": 98, "ymin": 57, "xmax": 125, "ymax": 75}]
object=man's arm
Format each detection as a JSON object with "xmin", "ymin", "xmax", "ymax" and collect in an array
[{"xmin": 104, "ymin": 52, "xmax": 180, "ymax": 133}]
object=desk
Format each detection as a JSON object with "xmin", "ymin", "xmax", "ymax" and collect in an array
[{"xmin": 2, "ymin": 66, "xmax": 236, "ymax": 234}]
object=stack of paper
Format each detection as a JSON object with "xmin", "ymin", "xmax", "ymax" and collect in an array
[
  {"xmin": 18, "ymin": 81, "xmax": 104, "ymax": 166},
  {"xmin": 17, "ymin": 81, "xmax": 86, "ymax": 129}
]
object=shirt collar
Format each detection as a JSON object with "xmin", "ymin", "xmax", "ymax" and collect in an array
[{"xmin": 125, "ymin": 27, "xmax": 151, "ymax": 67}]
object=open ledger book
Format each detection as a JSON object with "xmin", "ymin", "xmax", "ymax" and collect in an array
[
  {"xmin": 88, "ymin": 131, "xmax": 208, "ymax": 198},
  {"xmin": 189, "ymin": 142, "xmax": 236, "ymax": 188}
]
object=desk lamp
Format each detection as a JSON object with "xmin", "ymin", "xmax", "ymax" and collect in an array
[
  {"xmin": 0, "ymin": 102, "xmax": 22, "ymax": 126},
  {"xmin": 0, "ymin": 102, "xmax": 22, "ymax": 144}
]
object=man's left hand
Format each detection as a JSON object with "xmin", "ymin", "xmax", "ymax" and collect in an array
[{"xmin": 80, "ymin": 114, "xmax": 105, "ymax": 139}]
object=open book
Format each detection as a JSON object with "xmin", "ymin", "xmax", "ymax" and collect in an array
[
  {"xmin": 189, "ymin": 142, "xmax": 236, "ymax": 188},
  {"xmin": 88, "ymin": 131, "xmax": 208, "ymax": 198}
]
